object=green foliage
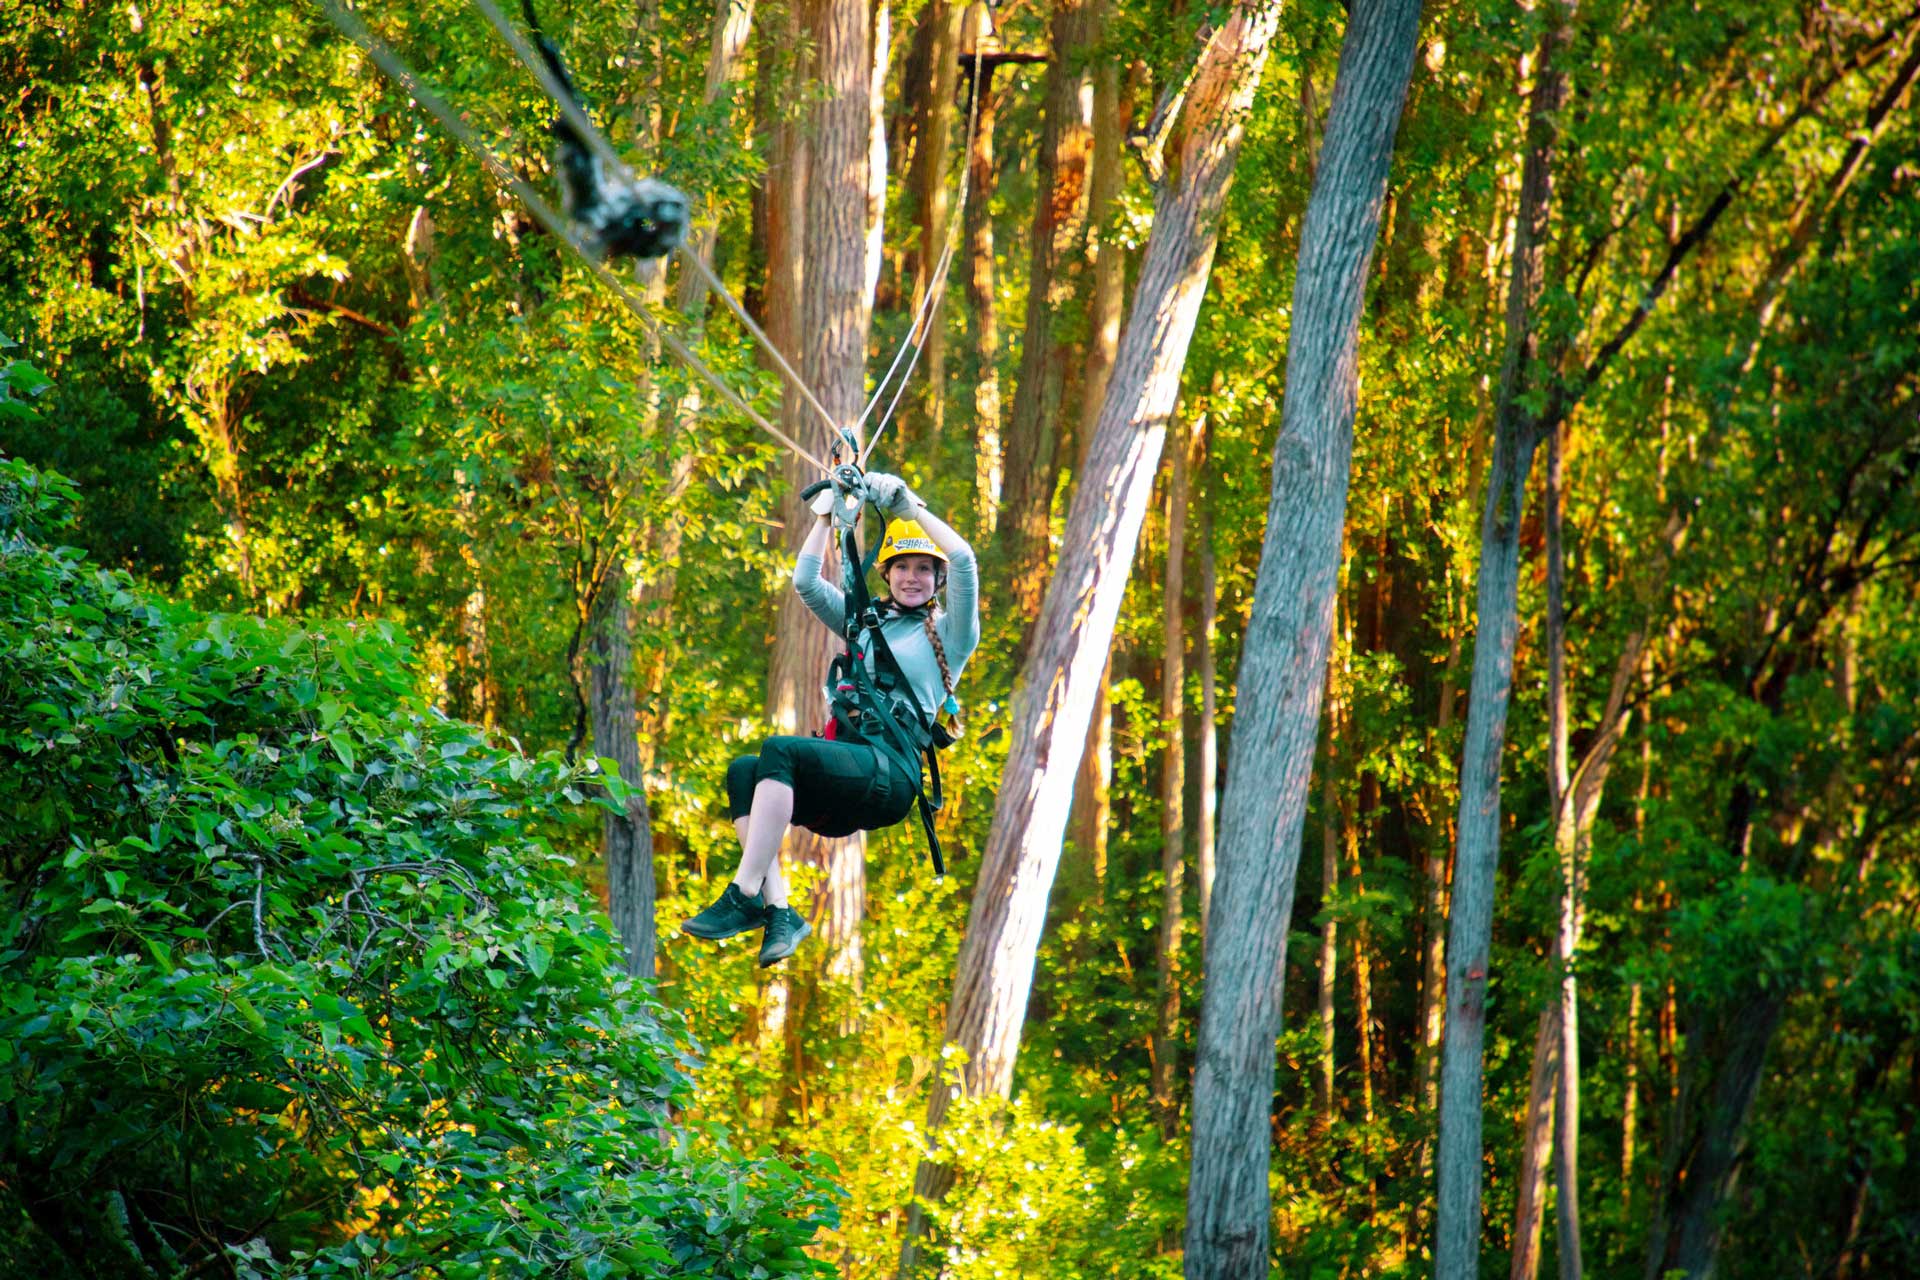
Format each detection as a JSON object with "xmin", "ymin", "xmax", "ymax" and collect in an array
[
  {"xmin": 0, "ymin": 455, "xmax": 838, "ymax": 1277},
  {"xmin": 0, "ymin": 331, "xmax": 54, "ymax": 425},
  {"xmin": 4, "ymin": 0, "xmax": 1920, "ymax": 1274}
]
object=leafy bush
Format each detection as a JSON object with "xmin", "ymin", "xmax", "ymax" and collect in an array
[{"xmin": 0, "ymin": 455, "xmax": 839, "ymax": 1278}]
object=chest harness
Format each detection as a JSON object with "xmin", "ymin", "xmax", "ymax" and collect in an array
[{"xmin": 804, "ymin": 471, "xmax": 956, "ymax": 875}]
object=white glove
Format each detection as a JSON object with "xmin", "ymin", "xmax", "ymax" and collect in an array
[{"xmin": 863, "ymin": 471, "xmax": 920, "ymax": 517}]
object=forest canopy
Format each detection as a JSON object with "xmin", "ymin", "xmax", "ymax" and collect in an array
[{"xmin": 3, "ymin": 0, "xmax": 1918, "ymax": 1276}]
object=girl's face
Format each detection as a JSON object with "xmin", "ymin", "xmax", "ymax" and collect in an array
[{"xmin": 885, "ymin": 554, "xmax": 940, "ymax": 608}]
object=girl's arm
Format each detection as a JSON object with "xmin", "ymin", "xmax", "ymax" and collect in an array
[{"xmin": 792, "ymin": 503, "xmax": 848, "ymax": 631}]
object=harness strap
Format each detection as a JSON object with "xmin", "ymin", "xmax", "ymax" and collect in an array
[{"xmin": 835, "ymin": 522, "xmax": 948, "ymax": 876}]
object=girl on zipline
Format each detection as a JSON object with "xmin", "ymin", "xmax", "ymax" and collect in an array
[{"xmin": 680, "ymin": 472, "xmax": 979, "ymax": 967}]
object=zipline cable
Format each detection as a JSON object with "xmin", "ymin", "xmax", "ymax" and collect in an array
[
  {"xmin": 466, "ymin": 0, "xmax": 848, "ymax": 449},
  {"xmin": 470, "ymin": 0, "xmax": 626, "ymax": 193},
  {"xmin": 673, "ymin": 245, "xmax": 846, "ymax": 453},
  {"xmin": 856, "ymin": 40, "xmax": 987, "ymax": 466},
  {"xmin": 317, "ymin": 0, "xmax": 831, "ymax": 473}
]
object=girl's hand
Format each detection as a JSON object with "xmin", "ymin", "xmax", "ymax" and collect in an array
[{"xmin": 863, "ymin": 471, "xmax": 921, "ymax": 518}]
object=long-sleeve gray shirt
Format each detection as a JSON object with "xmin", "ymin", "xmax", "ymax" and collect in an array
[{"xmin": 793, "ymin": 541, "xmax": 980, "ymax": 722}]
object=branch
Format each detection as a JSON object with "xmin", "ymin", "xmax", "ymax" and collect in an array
[
  {"xmin": 1546, "ymin": 8, "xmax": 1920, "ymax": 430},
  {"xmin": 1128, "ymin": 22, "xmax": 1214, "ymax": 185},
  {"xmin": 266, "ymin": 150, "xmax": 343, "ymax": 221},
  {"xmin": 287, "ymin": 283, "xmax": 396, "ymax": 337}
]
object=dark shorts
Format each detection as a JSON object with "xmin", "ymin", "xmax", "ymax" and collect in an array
[{"xmin": 725, "ymin": 731, "xmax": 916, "ymax": 839}]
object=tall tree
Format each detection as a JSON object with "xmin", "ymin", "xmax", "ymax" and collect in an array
[
  {"xmin": 962, "ymin": 64, "xmax": 1007, "ymax": 525},
  {"xmin": 1195, "ymin": 496, "xmax": 1220, "ymax": 936},
  {"xmin": 1434, "ymin": 4, "xmax": 1575, "ymax": 1273},
  {"xmin": 795, "ymin": 0, "xmax": 876, "ymax": 970},
  {"xmin": 897, "ymin": 3, "xmax": 1283, "ymax": 1268},
  {"xmin": 905, "ymin": 0, "xmax": 963, "ymax": 439},
  {"xmin": 590, "ymin": 564, "xmax": 657, "ymax": 978},
  {"xmin": 1066, "ymin": 39, "xmax": 1131, "ymax": 889},
  {"xmin": 996, "ymin": 0, "xmax": 1097, "ymax": 629},
  {"xmin": 1183, "ymin": 0, "xmax": 1424, "ymax": 1272},
  {"xmin": 676, "ymin": 0, "xmax": 759, "ymax": 314},
  {"xmin": 1151, "ymin": 420, "xmax": 1193, "ymax": 1133}
]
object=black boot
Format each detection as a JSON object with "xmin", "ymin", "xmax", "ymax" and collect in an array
[
  {"xmin": 681, "ymin": 883, "xmax": 770, "ymax": 940},
  {"xmin": 757, "ymin": 904, "xmax": 812, "ymax": 967}
]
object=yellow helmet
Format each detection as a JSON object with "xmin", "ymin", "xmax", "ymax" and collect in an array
[{"xmin": 876, "ymin": 518, "xmax": 948, "ymax": 570}]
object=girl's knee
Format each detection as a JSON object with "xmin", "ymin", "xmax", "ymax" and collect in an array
[
  {"xmin": 754, "ymin": 736, "xmax": 804, "ymax": 788},
  {"xmin": 725, "ymin": 755, "xmax": 760, "ymax": 819}
]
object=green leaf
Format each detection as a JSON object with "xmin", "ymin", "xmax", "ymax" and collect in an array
[{"xmin": 231, "ymin": 995, "xmax": 268, "ymax": 1032}]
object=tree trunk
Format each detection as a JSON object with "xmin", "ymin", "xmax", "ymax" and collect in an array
[
  {"xmin": 1315, "ymin": 642, "xmax": 1342, "ymax": 1127},
  {"xmin": 794, "ymin": 0, "xmax": 875, "ymax": 972},
  {"xmin": 762, "ymin": 0, "xmax": 822, "ymax": 749},
  {"xmin": 866, "ymin": 0, "xmax": 890, "ymax": 314},
  {"xmin": 677, "ymin": 0, "xmax": 759, "ymax": 314},
  {"xmin": 906, "ymin": 0, "xmax": 963, "ymax": 440},
  {"xmin": 1151, "ymin": 427, "xmax": 1191, "ymax": 1134},
  {"xmin": 591, "ymin": 564, "xmax": 657, "ymax": 979},
  {"xmin": 898, "ymin": 6, "xmax": 1280, "ymax": 1268},
  {"xmin": 1182, "ymin": 2, "xmax": 1421, "ymax": 1273},
  {"xmin": 997, "ymin": 0, "xmax": 1097, "ymax": 630},
  {"xmin": 1345, "ymin": 755, "xmax": 1374, "ymax": 1132},
  {"xmin": 1545, "ymin": 421, "xmax": 1585, "ymax": 1280},
  {"xmin": 1417, "ymin": 578, "xmax": 1460, "ymax": 1111},
  {"xmin": 1434, "ymin": 4, "xmax": 1575, "ymax": 1276},
  {"xmin": 1068, "ymin": 653, "xmax": 1112, "ymax": 895},
  {"xmin": 1064, "ymin": 45, "xmax": 1130, "ymax": 876},
  {"xmin": 1196, "ymin": 500, "xmax": 1219, "ymax": 938},
  {"xmin": 1079, "ymin": 45, "xmax": 1127, "ymax": 453},
  {"xmin": 1622, "ymin": 727, "xmax": 1653, "ymax": 1214},
  {"xmin": 1511, "ymin": 1006, "xmax": 1562, "ymax": 1280},
  {"xmin": 963, "ymin": 72, "xmax": 1006, "ymax": 527},
  {"xmin": 1643, "ymin": 992, "xmax": 1787, "ymax": 1280}
]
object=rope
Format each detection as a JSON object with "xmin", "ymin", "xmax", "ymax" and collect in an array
[
  {"xmin": 856, "ymin": 40, "xmax": 987, "ymax": 467},
  {"xmin": 317, "ymin": 0, "xmax": 829, "ymax": 473},
  {"xmin": 674, "ymin": 245, "xmax": 845, "ymax": 448},
  {"xmin": 470, "ymin": 0, "xmax": 626, "ymax": 185},
  {"xmin": 469, "ymin": 0, "xmax": 847, "ymax": 447}
]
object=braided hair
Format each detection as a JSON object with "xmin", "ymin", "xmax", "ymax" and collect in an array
[
  {"xmin": 920, "ymin": 609, "xmax": 962, "ymax": 735},
  {"xmin": 877, "ymin": 574, "xmax": 963, "ymax": 736}
]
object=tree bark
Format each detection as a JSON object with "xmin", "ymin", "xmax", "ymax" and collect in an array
[
  {"xmin": 1064, "ymin": 44, "xmax": 1130, "ymax": 874},
  {"xmin": 1345, "ymin": 746, "xmax": 1374, "ymax": 1132},
  {"xmin": 795, "ymin": 0, "xmax": 875, "ymax": 972},
  {"xmin": 963, "ymin": 71, "xmax": 1006, "ymax": 526},
  {"xmin": 906, "ymin": 0, "xmax": 963, "ymax": 440},
  {"xmin": 1622, "ymin": 725, "xmax": 1653, "ymax": 1215},
  {"xmin": 1417, "ymin": 564, "xmax": 1461, "ymax": 1112},
  {"xmin": 898, "ymin": 6, "xmax": 1281, "ymax": 1269},
  {"xmin": 1511, "ymin": 1006, "xmax": 1562, "ymax": 1280},
  {"xmin": 763, "ymin": 0, "xmax": 822, "ymax": 743},
  {"xmin": 1315, "ymin": 641, "xmax": 1342, "ymax": 1127},
  {"xmin": 1545, "ymin": 421, "xmax": 1585, "ymax": 1280},
  {"xmin": 1151, "ymin": 426, "xmax": 1191, "ymax": 1134},
  {"xmin": 866, "ymin": 0, "xmax": 890, "ymax": 314},
  {"xmin": 1434, "ymin": 4, "xmax": 1575, "ymax": 1275},
  {"xmin": 677, "ymin": 0, "xmax": 759, "ymax": 315},
  {"xmin": 1079, "ymin": 45, "xmax": 1128, "ymax": 454},
  {"xmin": 1196, "ymin": 499, "xmax": 1219, "ymax": 938},
  {"xmin": 591, "ymin": 564, "xmax": 657, "ymax": 979},
  {"xmin": 1068, "ymin": 654, "xmax": 1112, "ymax": 895},
  {"xmin": 997, "ymin": 0, "xmax": 1097, "ymax": 630},
  {"xmin": 1183, "ymin": 2, "xmax": 1422, "ymax": 1274},
  {"xmin": 1642, "ymin": 992, "xmax": 1788, "ymax": 1280}
]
